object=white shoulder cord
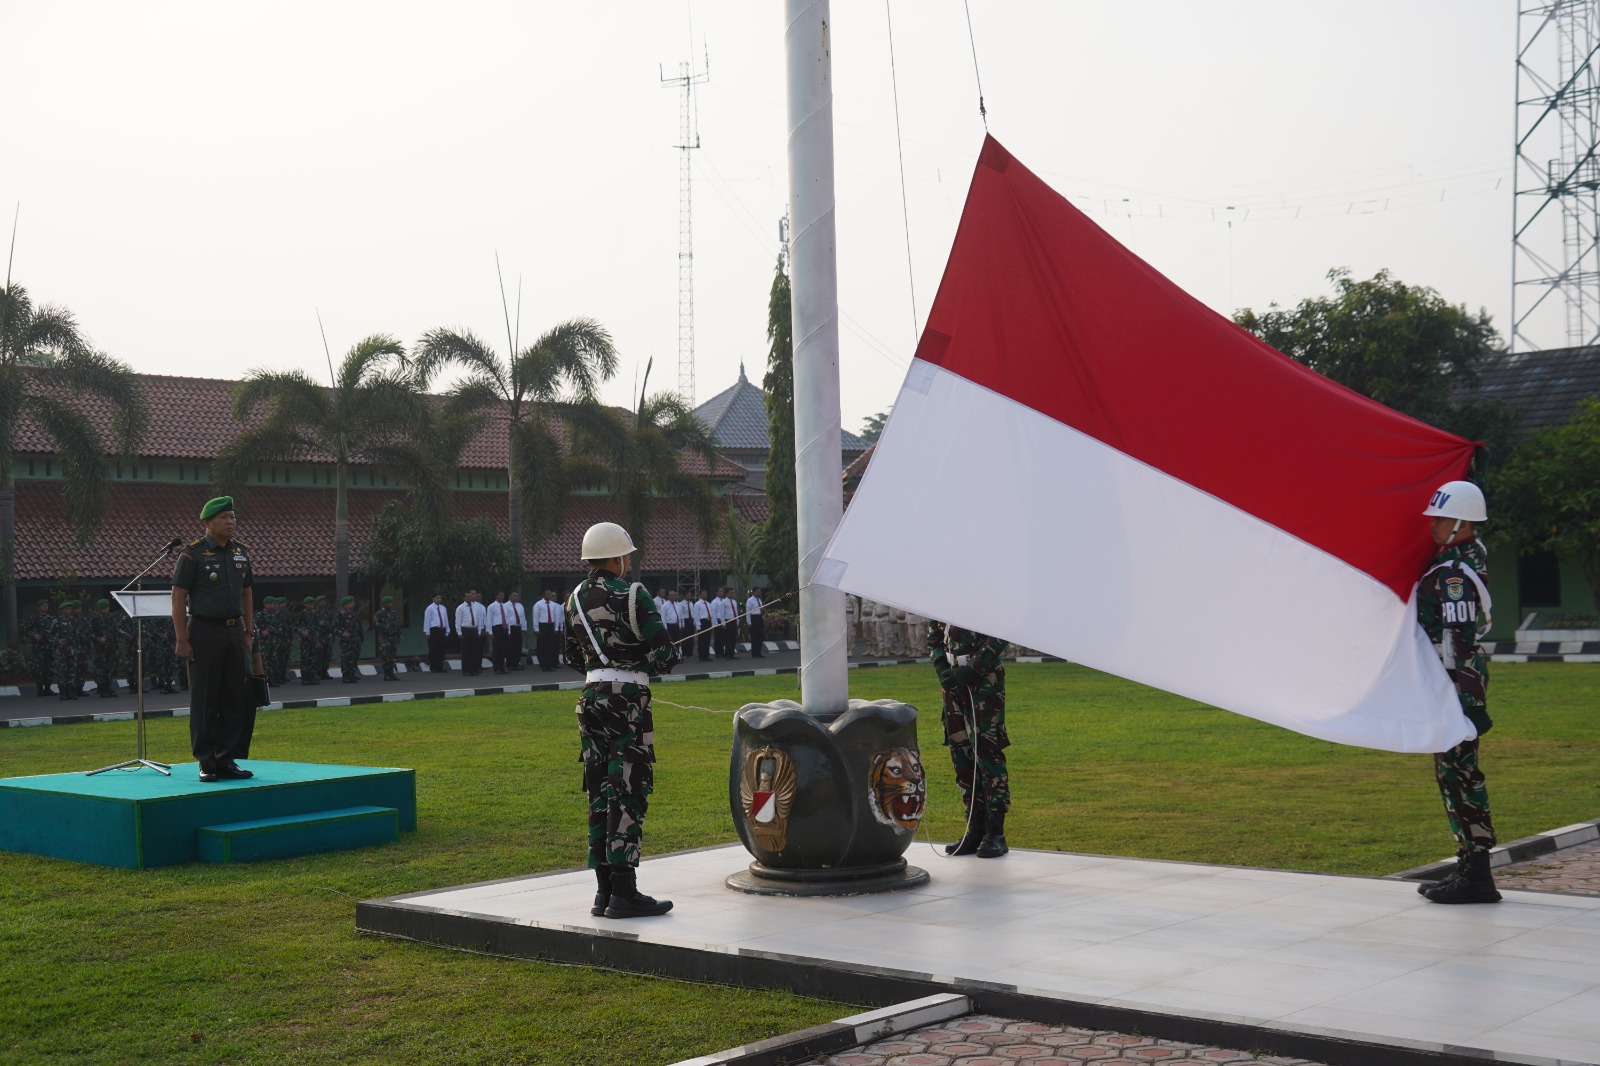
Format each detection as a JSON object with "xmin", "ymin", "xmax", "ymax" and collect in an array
[{"xmin": 569, "ymin": 584, "xmax": 610, "ymax": 667}]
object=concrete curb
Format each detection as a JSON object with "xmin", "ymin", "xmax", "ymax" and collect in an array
[
  {"xmin": 668, "ymin": 993, "xmax": 970, "ymax": 1066},
  {"xmin": 1389, "ymin": 817, "xmax": 1600, "ymax": 879}
]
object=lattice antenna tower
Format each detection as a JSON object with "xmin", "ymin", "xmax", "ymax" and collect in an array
[
  {"xmin": 1513, "ymin": 1, "xmax": 1600, "ymax": 351},
  {"xmin": 661, "ymin": 47, "xmax": 710, "ymax": 404}
]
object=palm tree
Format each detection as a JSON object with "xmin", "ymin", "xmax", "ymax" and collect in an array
[
  {"xmin": 410, "ymin": 318, "xmax": 619, "ymax": 561},
  {"xmin": 0, "ymin": 282, "xmax": 149, "ymax": 644},
  {"xmin": 575, "ymin": 358, "xmax": 721, "ymax": 576},
  {"xmin": 211, "ymin": 335, "xmax": 446, "ymax": 600}
]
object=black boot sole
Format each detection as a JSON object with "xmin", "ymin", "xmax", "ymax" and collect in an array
[{"xmin": 602, "ymin": 899, "xmax": 674, "ymax": 918}]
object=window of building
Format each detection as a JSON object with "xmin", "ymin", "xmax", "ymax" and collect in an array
[{"xmin": 1518, "ymin": 550, "xmax": 1562, "ymax": 608}]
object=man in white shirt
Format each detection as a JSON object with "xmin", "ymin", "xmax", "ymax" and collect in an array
[
  {"xmin": 690, "ymin": 589, "xmax": 713, "ymax": 662},
  {"xmin": 745, "ymin": 587, "xmax": 765, "ymax": 657},
  {"xmin": 549, "ymin": 590, "xmax": 565, "ymax": 666},
  {"xmin": 507, "ymin": 591, "xmax": 528, "ymax": 670},
  {"xmin": 455, "ymin": 590, "xmax": 480, "ymax": 676},
  {"xmin": 532, "ymin": 589, "xmax": 558, "ymax": 671},
  {"xmin": 713, "ymin": 587, "xmax": 737, "ymax": 660},
  {"xmin": 487, "ymin": 590, "xmax": 509, "ymax": 674},
  {"xmin": 666, "ymin": 591, "xmax": 687, "ymax": 647},
  {"xmin": 470, "ymin": 592, "xmax": 490, "ymax": 672},
  {"xmin": 423, "ymin": 593, "xmax": 452, "ymax": 673},
  {"xmin": 654, "ymin": 588, "xmax": 668, "ymax": 618}
]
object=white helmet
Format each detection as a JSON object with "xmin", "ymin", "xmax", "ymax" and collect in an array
[
  {"xmin": 580, "ymin": 522, "xmax": 637, "ymax": 560},
  {"xmin": 1423, "ymin": 481, "xmax": 1487, "ymax": 522}
]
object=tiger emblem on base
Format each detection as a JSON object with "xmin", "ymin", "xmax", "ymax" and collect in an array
[{"xmin": 867, "ymin": 746, "xmax": 925, "ymax": 831}]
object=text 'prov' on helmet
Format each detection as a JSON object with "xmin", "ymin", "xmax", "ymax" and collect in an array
[{"xmin": 1423, "ymin": 480, "xmax": 1487, "ymax": 522}]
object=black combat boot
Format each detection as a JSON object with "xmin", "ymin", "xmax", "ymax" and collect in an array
[
  {"xmin": 590, "ymin": 865, "xmax": 613, "ymax": 917},
  {"xmin": 1424, "ymin": 850, "xmax": 1501, "ymax": 904},
  {"xmin": 602, "ymin": 866, "xmax": 672, "ymax": 918},
  {"xmin": 945, "ymin": 805, "xmax": 985, "ymax": 856},
  {"xmin": 976, "ymin": 810, "xmax": 1009, "ymax": 858},
  {"xmin": 1417, "ymin": 850, "xmax": 1468, "ymax": 896},
  {"xmin": 36, "ymin": 683, "xmax": 52, "ymax": 698}
]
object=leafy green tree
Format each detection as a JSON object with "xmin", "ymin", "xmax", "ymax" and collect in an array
[
  {"xmin": 761, "ymin": 256, "xmax": 799, "ymax": 596},
  {"xmin": 1488, "ymin": 397, "xmax": 1600, "ymax": 609},
  {"xmin": 574, "ymin": 358, "xmax": 720, "ymax": 576},
  {"xmin": 1236, "ymin": 269, "xmax": 1514, "ymax": 453},
  {"xmin": 357, "ymin": 500, "xmax": 524, "ymax": 598},
  {"xmin": 859, "ymin": 409, "xmax": 890, "ymax": 444},
  {"xmin": 0, "ymin": 282, "xmax": 149, "ymax": 644},
  {"xmin": 410, "ymin": 318, "xmax": 619, "ymax": 567},
  {"xmin": 211, "ymin": 335, "xmax": 444, "ymax": 601}
]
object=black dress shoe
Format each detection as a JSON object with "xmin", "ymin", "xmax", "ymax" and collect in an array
[
  {"xmin": 198, "ymin": 769, "xmax": 222, "ymax": 783},
  {"xmin": 219, "ymin": 763, "xmax": 254, "ymax": 780}
]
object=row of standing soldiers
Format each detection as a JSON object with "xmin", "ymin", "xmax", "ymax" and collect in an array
[
  {"xmin": 250, "ymin": 595, "xmax": 401, "ymax": 686},
  {"xmin": 21, "ymin": 597, "xmax": 188, "ymax": 699}
]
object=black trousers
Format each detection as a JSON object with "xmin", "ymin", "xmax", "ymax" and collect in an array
[
  {"xmin": 187, "ymin": 619, "xmax": 250, "ymax": 770},
  {"xmin": 749, "ymin": 614, "xmax": 765, "ymax": 656},
  {"xmin": 537, "ymin": 623, "xmax": 557, "ymax": 670},
  {"xmin": 508, "ymin": 626, "xmax": 523, "ymax": 669},
  {"xmin": 490, "ymin": 624, "xmax": 508, "ymax": 673},
  {"xmin": 427, "ymin": 627, "xmax": 446, "ymax": 672},
  {"xmin": 696, "ymin": 623, "xmax": 712, "ymax": 661},
  {"xmin": 460, "ymin": 626, "xmax": 480, "ymax": 675}
]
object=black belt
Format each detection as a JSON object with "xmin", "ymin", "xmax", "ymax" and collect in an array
[{"xmin": 192, "ymin": 615, "xmax": 242, "ymax": 627}]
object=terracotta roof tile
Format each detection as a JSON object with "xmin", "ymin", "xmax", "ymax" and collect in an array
[
  {"xmin": 15, "ymin": 371, "xmax": 748, "ymax": 480},
  {"xmin": 13, "ymin": 481, "xmax": 744, "ymax": 581}
]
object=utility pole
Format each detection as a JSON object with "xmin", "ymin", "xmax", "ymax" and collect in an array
[
  {"xmin": 661, "ymin": 52, "xmax": 709, "ymax": 405},
  {"xmin": 1513, "ymin": 1, "xmax": 1600, "ymax": 350}
]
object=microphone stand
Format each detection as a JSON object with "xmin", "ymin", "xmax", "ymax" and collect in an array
[{"xmin": 87, "ymin": 540, "xmax": 181, "ymax": 777}]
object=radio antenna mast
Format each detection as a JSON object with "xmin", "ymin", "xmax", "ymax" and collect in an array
[{"xmin": 660, "ymin": 44, "xmax": 710, "ymax": 405}]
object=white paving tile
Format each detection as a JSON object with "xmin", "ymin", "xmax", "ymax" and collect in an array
[{"xmin": 391, "ymin": 843, "xmax": 1600, "ymax": 1063}]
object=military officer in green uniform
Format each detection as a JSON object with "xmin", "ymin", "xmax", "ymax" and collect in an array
[
  {"xmin": 315, "ymin": 594, "xmax": 335, "ymax": 678},
  {"xmin": 928, "ymin": 620, "xmax": 1012, "ymax": 858},
  {"xmin": 336, "ymin": 595, "xmax": 364, "ymax": 682},
  {"xmin": 90, "ymin": 599, "xmax": 120, "ymax": 697},
  {"xmin": 54, "ymin": 601, "xmax": 84, "ymax": 700},
  {"xmin": 171, "ymin": 496, "xmax": 256, "ymax": 782},
  {"xmin": 1415, "ymin": 480, "xmax": 1502, "ymax": 905},
  {"xmin": 23, "ymin": 598, "xmax": 55, "ymax": 698},
  {"xmin": 272, "ymin": 597, "xmax": 294, "ymax": 685},
  {"xmin": 297, "ymin": 596, "xmax": 321, "ymax": 684},
  {"xmin": 564, "ymin": 522, "xmax": 680, "ymax": 919},
  {"xmin": 373, "ymin": 595, "xmax": 401, "ymax": 681},
  {"xmin": 254, "ymin": 596, "xmax": 277, "ymax": 685}
]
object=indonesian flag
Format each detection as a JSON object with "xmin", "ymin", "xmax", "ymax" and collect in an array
[{"xmin": 816, "ymin": 137, "xmax": 1477, "ymax": 754}]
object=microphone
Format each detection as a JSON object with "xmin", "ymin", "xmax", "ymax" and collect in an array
[{"xmin": 162, "ymin": 537, "xmax": 182, "ymax": 554}]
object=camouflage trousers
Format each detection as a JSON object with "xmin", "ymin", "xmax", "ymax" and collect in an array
[
  {"xmin": 54, "ymin": 646, "xmax": 81, "ymax": 687},
  {"xmin": 377, "ymin": 639, "xmax": 397, "ymax": 670},
  {"xmin": 577, "ymin": 680, "xmax": 656, "ymax": 868},
  {"xmin": 942, "ymin": 685, "xmax": 1010, "ymax": 814},
  {"xmin": 1435, "ymin": 736, "xmax": 1495, "ymax": 853},
  {"xmin": 339, "ymin": 637, "xmax": 361, "ymax": 677}
]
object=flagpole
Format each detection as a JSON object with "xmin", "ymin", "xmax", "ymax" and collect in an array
[{"xmin": 785, "ymin": 0, "xmax": 848, "ymax": 716}]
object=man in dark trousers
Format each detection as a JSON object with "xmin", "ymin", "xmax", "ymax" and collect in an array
[
  {"xmin": 745, "ymin": 587, "xmax": 766, "ymax": 657},
  {"xmin": 423, "ymin": 593, "xmax": 451, "ymax": 673},
  {"xmin": 533, "ymin": 589, "xmax": 560, "ymax": 671},
  {"xmin": 691, "ymin": 588, "xmax": 713, "ymax": 662},
  {"xmin": 507, "ymin": 591, "xmax": 527, "ymax": 670},
  {"xmin": 456, "ymin": 589, "xmax": 481, "ymax": 676},
  {"xmin": 171, "ymin": 496, "xmax": 256, "ymax": 782}
]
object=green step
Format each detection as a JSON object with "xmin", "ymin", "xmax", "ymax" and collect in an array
[{"xmin": 198, "ymin": 805, "xmax": 398, "ymax": 864}]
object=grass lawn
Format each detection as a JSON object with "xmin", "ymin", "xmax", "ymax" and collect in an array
[{"xmin": 1, "ymin": 662, "xmax": 1596, "ymax": 1064}]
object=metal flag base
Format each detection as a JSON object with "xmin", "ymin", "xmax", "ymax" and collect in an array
[
  {"xmin": 86, "ymin": 757, "xmax": 172, "ymax": 777},
  {"xmin": 726, "ymin": 857, "xmax": 928, "ymax": 897}
]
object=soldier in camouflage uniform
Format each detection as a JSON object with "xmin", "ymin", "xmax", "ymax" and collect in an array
[
  {"xmin": 254, "ymin": 596, "xmax": 277, "ymax": 684},
  {"xmin": 564, "ymin": 521, "xmax": 679, "ymax": 919},
  {"xmin": 272, "ymin": 598, "xmax": 293, "ymax": 684},
  {"xmin": 23, "ymin": 598, "xmax": 56, "ymax": 698},
  {"xmin": 54, "ymin": 601, "xmax": 84, "ymax": 700},
  {"xmin": 297, "ymin": 596, "xmax": 321, "ymax": 684},
  {"xmin": 90, "ymin": 599, "xmax": 121, "ymax": 697},
  {"xmin": 373, "ymin": 595, "xmax": 401, "ymax": 680},
  {"xmin": 113, "ymin": 608, "xmax": 136, "ymax": 692},
  {"xmin": 1416, "ymin": 481, "xmax": 1501, "ymax": 905},
  {"xmin": 336, "ymin": 595, "xmax": 364, "ymax": 682},
  {"xmin": 316, "ymin": 595, "xmax": 336, "ymax": 678},
  {"xmin": 928, "ymin": 620, "xmax": 1012, "ymax": 858}
]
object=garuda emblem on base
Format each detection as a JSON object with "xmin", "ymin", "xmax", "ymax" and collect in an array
[{"xmin": 739, "ymin": 747, "xmax": 797, "ymax": 853}]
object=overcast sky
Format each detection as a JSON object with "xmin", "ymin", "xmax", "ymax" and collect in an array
[{"xmin": 4, "ymin": 2, "xmax": 1522, "ymax": 436}]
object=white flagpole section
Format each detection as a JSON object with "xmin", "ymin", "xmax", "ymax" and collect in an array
[{"xmin": 785, "ymin": 0, "xmax": 848, "ymax": 714}]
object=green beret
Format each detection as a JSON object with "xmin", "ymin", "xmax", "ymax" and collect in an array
[
  {"xmin": 62, "ymin": 600, "xmax": 79, "ymax": 609},
  {"xmin": 35, "ymin": 598, "xmax": 49, "ymax": 607},
  {"xmin": 381, "ymin": 595, "xmax": 393, "ymax": 604},
  {"xmin": 96, "ymin": 599, "xmax": 109, "ymax": 608},
  {"xmin": 316, "ymin": 594, "xmax": 327, "ymax": 602},
  {"xmin": 200, "ymin": 496, "xmax": 234, "ymax": 521},
  {"xmin": 303, "ymin": 596, "xmax": 317, "ymax": 605},
  {"xmin": 340, "ymin": 595, "xmax": 354, "ymax": 605}
]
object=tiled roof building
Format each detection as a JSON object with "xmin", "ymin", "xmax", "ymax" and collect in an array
[
  {"xmin": 10, "ymin": 372, "xmax": 763, "ymax": 595},
  {"xmin": 1470, "ymin": 345, "xmax": 1600, "ymax": 440},
  {"xmin": 693, "ymin": 363, "xmax": 870, "ymax": 490}
]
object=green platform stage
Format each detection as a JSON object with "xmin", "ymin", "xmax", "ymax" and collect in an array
[{"xmin": 0, "ymin": 760, "xmax": 416, "ymax": 869}]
